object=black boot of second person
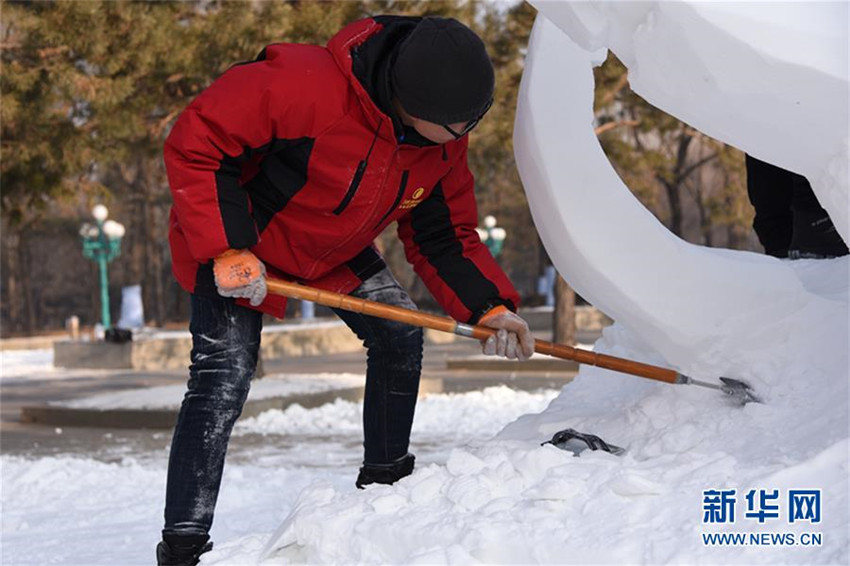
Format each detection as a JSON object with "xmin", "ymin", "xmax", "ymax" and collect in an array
[
  {"xmin": 356, "ymin": 453, "xmax": 416, "ymax": 489},
  {"xmin": 788, "ymin": 209, "xmax": 849, "ymax": 259}
]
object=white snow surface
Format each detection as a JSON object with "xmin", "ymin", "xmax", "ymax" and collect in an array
[
  {"xmin": 0, "ymin": 348, "xmax": 115, "ymax": 382},
  {"xmin": 1, "ymin": 387, "xmax": 558, "ymax": 565},
  {"xmin": 1, "ymin": 348, "xmax": 54, "ymax": 379},
  {"xmin": 235, "ymin": 385, "xmax": 555, "ymax": 440}
]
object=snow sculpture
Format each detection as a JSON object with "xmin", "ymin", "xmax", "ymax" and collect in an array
[
  {"xmin": 525, "ymin": 2, "xmax": 848, "ymax": 242},
  {"xmin": 514, "ymin": 3, "xmax": 849, "ymax": 384}
]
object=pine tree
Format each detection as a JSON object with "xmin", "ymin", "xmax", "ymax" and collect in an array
[{"xmin": 593, "ymin": 51, "xmax": 753, "ymax": 247}]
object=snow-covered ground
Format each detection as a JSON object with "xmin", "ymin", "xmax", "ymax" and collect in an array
[
  {"xmin": 0, "ymin": 348, "xmax": 53, "ymax": 371},
  {"xmin": 0, "ymin": 348, "xmax": 120, "ymax": 383},
  {"xmin": 1, "ymin": 385, "xmax": 558, "ymax": 565},
  {"xmin": 1, "ymin": 349, "xmax": 55, "ymax": 380}
]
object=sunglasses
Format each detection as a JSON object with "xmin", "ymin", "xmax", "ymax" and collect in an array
[{"xmin": 443, "ymin": 98, "xmax": 493, "ymax": 140}]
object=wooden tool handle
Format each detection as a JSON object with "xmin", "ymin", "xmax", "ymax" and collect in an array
[
  {"xmin": 266, "ymin": 278, "xmax": 460, "ymax": 334},
  {"xmin": 265, "ymin": 278, "xmax": 681, "ymax": 385}
]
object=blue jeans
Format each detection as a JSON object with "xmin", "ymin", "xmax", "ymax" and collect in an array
[{"xmin": 163, "ymin": 268, "xmax": 423, "ymax": 536}]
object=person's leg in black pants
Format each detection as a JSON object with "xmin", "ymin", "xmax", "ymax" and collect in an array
[
  {"xmin": 331, "ymin": 267, "xmax": 424, "ymax": 485},
  {"xmin": 746, "ymin": 154, "xmax": 794, "ymax": 258},
  {"xmin": 746, "ymin": 154, "xmax": 848, "ymax": 258},
  {"xmin": 787, "ymin": 173, "xmax": 849, "ymax": 258},
  {"xmin": 159, "ymin": 294, "xmax": 263, "ymax": 565}
]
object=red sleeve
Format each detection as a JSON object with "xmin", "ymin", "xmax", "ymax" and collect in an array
[
  {"xmin": 164, "ymin": 45, "xmax": 345, "ymax": 261},
  {"xmin": 397, "ymin": 141, "xmax": 520, "ymax": 323}
]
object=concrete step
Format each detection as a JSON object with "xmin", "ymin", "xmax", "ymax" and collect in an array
[{"xmin": 52, "ymin": 321, "xmax": 462, "ymax": 371}]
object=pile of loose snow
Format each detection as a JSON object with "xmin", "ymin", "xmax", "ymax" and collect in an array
[
  {"xmin": 247, "ymin": 273, "xmax": 847, "ymax": 564},
  {"xmin": 236, "ymin": 386, "xmax": 557, "ymax": 439}
]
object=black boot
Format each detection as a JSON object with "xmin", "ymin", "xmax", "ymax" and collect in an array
[
  {"xmin": 356, "ymin": 453, "xmax": 415, "ymax": 489},
  {"xmin": 788, "ymin": 210, "xmax": 849, "ymax": 259},
  {"xmin": 156, "ymin": 533, "xmax": 213, "ymax": 566}
]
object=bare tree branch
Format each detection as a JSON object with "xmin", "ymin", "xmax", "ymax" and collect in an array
[
  {"xmin": 679, "ymin": 153, "xmax": 718, "ymax": 181},
  {"xmin": 594, "ymin": 119, "xmax": 639, "ymax": 136},
  {"xmin": 598, "ymin": 72, "xmax": 630, "ymax": 108}
]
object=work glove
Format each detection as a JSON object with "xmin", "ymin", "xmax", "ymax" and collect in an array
[
  {"xmin": 478, "ymin": 305, "xmax": 534, "ymax": 361},
  {"xmin": 213, "ymin": 249, "xmax": 267, "ymax": 306}
]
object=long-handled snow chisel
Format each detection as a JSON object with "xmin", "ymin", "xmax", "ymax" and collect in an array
[
  {"xmin": 266, "ymin": 278, "xmax": 760, "ymax": 405},
  {"xmin": 265, "ymin": 279, "xmax": 760, "ymax": 454}
]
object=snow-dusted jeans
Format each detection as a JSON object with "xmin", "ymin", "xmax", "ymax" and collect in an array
[{"xmin": 163, "ymin": 267, "xmax": 423, "ymax": 536}]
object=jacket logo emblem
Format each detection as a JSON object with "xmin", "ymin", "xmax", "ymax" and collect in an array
[{"xmin": 399, "ymin": 187, "xmax": 426, "ymax": 210}]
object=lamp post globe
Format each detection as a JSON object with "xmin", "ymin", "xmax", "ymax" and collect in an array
[
  {"xmin": 92, "ymin": 204, "xmax": 109, "ymax": 223},
  {"xmin": 479, "ymin": 215, "xmax": 507, "ymax": 258},
  {"xmin": 103, "ymin": 220, "xmax": 126, "ymax": 239}
]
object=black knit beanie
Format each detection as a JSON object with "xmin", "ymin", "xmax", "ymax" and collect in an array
[{"xmin": 391, "ymin": 17, "xmax": 494, "ymax": 124}]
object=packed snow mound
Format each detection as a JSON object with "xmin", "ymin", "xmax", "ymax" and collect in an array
[{"xmin": 235, "ymin": 386, "xmax": 556, "ymax": 438}]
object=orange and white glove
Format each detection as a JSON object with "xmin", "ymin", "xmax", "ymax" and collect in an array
[
  {"xmin": 478, "ymin": 305, "xmax": 534, "ymax": 361},
  {"xmin": 213, "ymin": 249, "xmax": 267, "ymax": 306}
]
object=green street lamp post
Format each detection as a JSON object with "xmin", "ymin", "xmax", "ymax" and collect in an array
[
  {"xmin": 476, "ymin": 215, "xmax": 507, "ymax": 258},
  {"xmin": 80, "ymin": 205, "xmax": 125, "ymax": 331}
]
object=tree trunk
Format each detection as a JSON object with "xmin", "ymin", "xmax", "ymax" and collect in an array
[
  {"xmin": 20, "ymin": 235, "xmax": 37, "ymax": 333},
  {"xmin": 695, "ymin": 187, "xmax": 714, "ymax": 247},
  {"xmin": 3, "ymin": 230, "xmax": 23, "ymax": 334},
  {"xmin": 146, "ymin": 192, "xmax": 166, "ymax": 326},
  {"xmin": 553, "ymin": 273, "xmax": 576, "ymax": 345},
  {"xmin": 663, "ymin": 179, "xmax": 684, "ymax": 237},
  {"xmin": 660, "ymin": 132, "xmax": 694, "ymax": 238}
]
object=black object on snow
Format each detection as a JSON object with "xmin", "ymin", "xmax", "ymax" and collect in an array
[{"xmin": 542, "ymin": 428, "xmax": 626, "ymax": 456}]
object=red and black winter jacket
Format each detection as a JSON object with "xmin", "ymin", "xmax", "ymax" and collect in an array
[{"xmin": 165, "ymin": 16, "xmax": 520, "ymax": 322}]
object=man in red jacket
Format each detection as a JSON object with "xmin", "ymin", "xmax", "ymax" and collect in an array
[{"xmin": 158, "ymin": 15, "xmax": 534, "ymax": 565}]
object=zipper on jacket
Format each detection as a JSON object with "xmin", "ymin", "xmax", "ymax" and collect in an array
[
  {"xmin": 333, "ymin": 160, "xmax": 366, "ymax": 215},
  {"xmin": 374, "ymin": 170, "xmax": 409, "ymax": 229},
  {"xmin": 333, "ymin": 122, "xmax": 382, "ymax": 216},
  {"xmin": 305, "ymin": 145, "xmax": 398, "ymax": 280}
]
